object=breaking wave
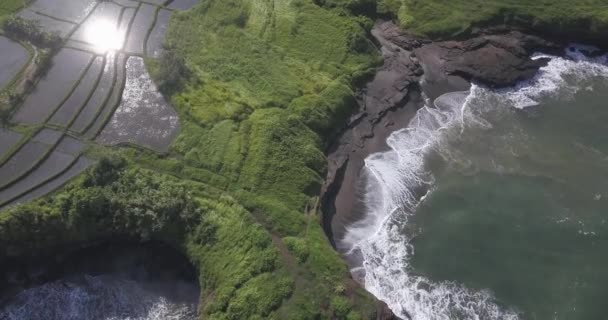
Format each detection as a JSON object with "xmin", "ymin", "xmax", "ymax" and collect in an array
[
  {"xmin": 342, "ymin": 45, "xmax": 608, "ymax": 319},
  {"xmin": 0, "ymin": 274, "xmax": 198, "ymax": 320}
]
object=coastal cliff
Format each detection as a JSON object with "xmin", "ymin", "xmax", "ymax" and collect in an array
[{"xmin": 1, "ymin": 0, "xmax": 607, "ymax": 319}]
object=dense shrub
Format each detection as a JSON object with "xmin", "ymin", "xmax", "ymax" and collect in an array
[
  {"xmin": 154, "ymin": 45, "xmax": 192, "ymax": 94},
  {"xmin": 0, "ymin": 157, "xmax": 204, "ymax": 256},
  {"xmin": 153, "ymin": 0, "xmax": 381, "ymax": 317},
  {"xmin": 379, "ymin": 0, "xmax": 608, "ymax": 40}
]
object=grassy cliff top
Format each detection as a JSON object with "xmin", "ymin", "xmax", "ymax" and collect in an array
[
  {"xmin": 378, "ymin": 0, "xmax": 608, "ymax": 40},
  {"xmin": 2, "ymin": 0, "xmax": 381, "ymax": 319},
  {"xmin": 0, "ymin": 0, "xmax": 28, "ymax": 22}
]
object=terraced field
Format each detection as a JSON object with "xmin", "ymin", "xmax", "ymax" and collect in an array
[
  {"xmin": 0, "ymin": 0, "xmax": 196, "ymax": 209},
  {"xmin": 0, "ymin": 36, "xmax": 30, "ymax": 90}
]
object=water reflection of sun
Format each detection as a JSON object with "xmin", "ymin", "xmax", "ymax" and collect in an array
[{"xmin": 85, "ymin": 19, "xmax": 124, "ymax": 52}]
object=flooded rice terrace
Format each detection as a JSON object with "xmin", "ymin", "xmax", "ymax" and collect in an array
[
  {"xmin": 0, "ymin": 0, "xmax": 197, "ymax": 209},
  {"xmin": 0, "ymin": 0, "xmax": 199, "ymax": 318}
]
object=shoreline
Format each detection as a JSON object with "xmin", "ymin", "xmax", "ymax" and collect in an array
[
  {"xmin": 321, "ymin": 19, "xmax": 562, "ymax": 256},
  {"xmin": 320, "ymin": 19, "xmax": 585, "ymax": 319}
]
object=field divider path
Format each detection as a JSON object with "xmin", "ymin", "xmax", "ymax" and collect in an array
[
  {"xmin": 48, "ymin": 56, "xmax": 105, "ymax": 127},
  {"xmin": 42, "ymin": 55, "xmax": 96, "ymax": 125},
  {"xmin": 76, "ymin": 53, "xmax": 119, "ymax": 135},
  {"xmin": 0, "ymin": 131, "xmax": 64, "ymax": 191},
  {"xmin": 0, "ymin": 0, "xmax": 196, "ymax": 208},
  {"xmin": 28, "ymin": 10, "xmax": 79, "ymax": 25},
  {"xmin": 85, "ymin": 53, "xmax": 127, "ymax": 139},
  {"xmin": 63, "ymin": 56, "xmax": 108, "ymax": 129},
  {"xmin": 0, "ymin": 127, "xmax": 45, "ymax": 167},
  {"xmin": 64, "ymin": 1, "xmax": 101, "ymax": 40},
  {"xmin": 69, "ymin": 53, "xmax": 117, "ymax": 133},
  {"xmin": 0, "ymin": 152, "xmax": 81, "ymax": 207},
  {"xmin": 143, "ymin": 6, "xmax": 162, "ymax": 57},
  {"xmin": 0, "ymin": 156, "xmax": 95, "ymax": 210},
  {"xmin": 112, "ymin": 0, "xmax": 139, "ymax": 9},
  {"xmin": 0, "ymin": 38, "xmax": 35, "ymax": 94}
]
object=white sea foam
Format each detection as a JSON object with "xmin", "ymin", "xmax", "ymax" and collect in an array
[
  {"xmin": 344, "ymin": 45, "xmax": 608, "ymax": 320},
  {"xmin": 496, "ymin": 45, "xmax": 608, "ymax": 109},
  {"xmin": 0, "ymin": 275, "xmax": 198, "ymax": 320}
]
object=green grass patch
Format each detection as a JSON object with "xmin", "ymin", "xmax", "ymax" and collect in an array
[
  {"xmin": 150, "ymin": 0, "xmax": 382, "ymax": 317},
  {"xmin": 379, "ymin": 0, "xmax": 608, "ymax": 39},
  {"xmin": 0, "ymin": 0, "xmax": 29, "ymax": 23},
  {"xmin": 1, "ymin": 0, "xmax": 384, "ymax": 318}
]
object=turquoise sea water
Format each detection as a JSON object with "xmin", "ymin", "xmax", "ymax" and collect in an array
[
  {"xmin": 347, "ymin": 47, "xmax": 608, "ymax": 319},
  {"xmin": 413, "ymin": 83, "xmax": 608, "ymax": 319}
]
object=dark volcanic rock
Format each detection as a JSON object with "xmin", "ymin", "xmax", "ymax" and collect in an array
[
  {"xmin": 377, "ymin": 300, "xmax": 401, "ymax": 320},
  {"xmin": 321, "ymin": 21, "xmax": 423, "ymax": 243},
  {"xmin": 415, "ymin": 31, "xmax": 559, "ymax": 98},
  {"xmin": 321, "ymin": 21, "xmax": 422, "ymax": 205}
]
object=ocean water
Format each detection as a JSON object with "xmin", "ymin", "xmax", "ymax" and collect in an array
[
  {"xmin": 0, "ymin": 243, "xmax": 199, "ymax": 320},
  {"xmin": 344, "ymin": 46, "xmax": 608, "ymax": 319},
  {"xmin": 0, "ymin": 275, "xmax": 199, "ymax": 320}
]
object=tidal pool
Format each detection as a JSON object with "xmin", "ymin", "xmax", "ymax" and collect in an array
[
  {"xmin": 348, "ymin": 47, "xmax": 608, "ymax": 319},
  {"xmin": 0, "ymin": 37, "xmax": 29, "ymax": 90}
]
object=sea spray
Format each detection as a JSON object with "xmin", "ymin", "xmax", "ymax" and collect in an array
[
  {"xmin": 0, "ymin": 274, "xmax": 198, "ymax": 320},
  {"xmin": 343, "ymin": 45, "xmax": 608, "ymax": 320}
]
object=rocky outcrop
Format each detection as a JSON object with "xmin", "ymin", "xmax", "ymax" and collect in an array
[
  {"xmin": 321, "ymin": 20, "xmax": 423, "ymax": 246},
  {"xmin": 414, "ymin": 31, "xmax": 560, "ymax": 99}
]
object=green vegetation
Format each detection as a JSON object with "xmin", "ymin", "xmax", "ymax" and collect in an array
[
  {"xmin": 379, "ymin": 0, "xmax": 608, "ymax": 39},
  {"xmin": 2, "ymin": 0, "xmax": 382, "ymax": 318},
  {"xmin": 0, "ymin": 0, "xmax": 28, "ymax": 23},
  {"xmin": 0, "ymin": 157, "xmax": 201, "ymax": 253},
  {"xmin": 147, "ymin": 0, "xmax": 381, "ymax": 317},
  {"xmin": 4, "ymin": 0, "xmax": 608, "ymax": 318}
]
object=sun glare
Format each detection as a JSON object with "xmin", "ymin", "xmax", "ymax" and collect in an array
[{"xmin": 85, "ymin": 19, "xmax": 124, "ymax": 52}]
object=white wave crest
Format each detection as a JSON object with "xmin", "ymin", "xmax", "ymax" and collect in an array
[
  {"xmin": 497, "ymin": 45, "xmax": 608, "ymax": 109},
  {"xmin": 344, "ymin": 45, "xmax": 608, "ymax": 320}
]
